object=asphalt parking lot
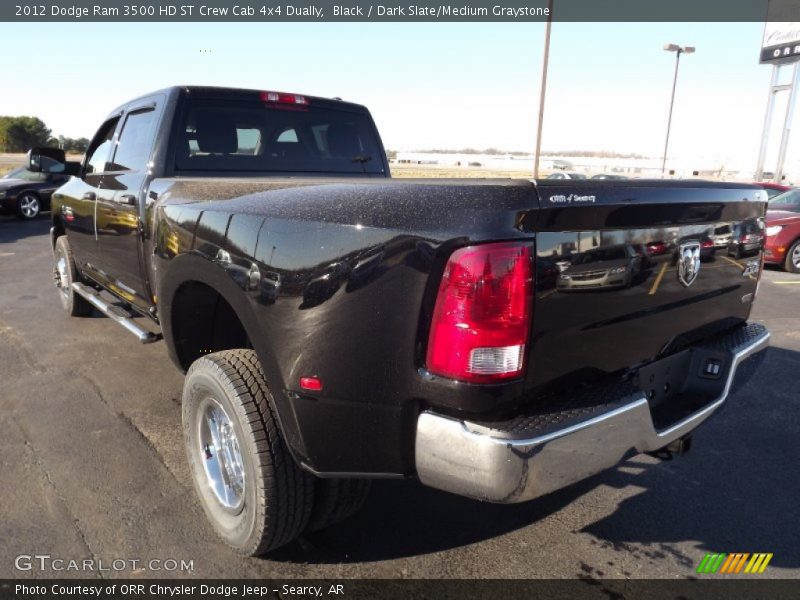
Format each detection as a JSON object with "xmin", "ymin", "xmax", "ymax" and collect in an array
[{"xmin": 1, "ymin": 214, "xmax": 799, "ymax": 580}]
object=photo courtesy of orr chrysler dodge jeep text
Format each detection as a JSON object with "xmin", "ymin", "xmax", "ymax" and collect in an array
[{"xmin": 30, "ymin": 86, "xmax": 770, "ymax": 555}]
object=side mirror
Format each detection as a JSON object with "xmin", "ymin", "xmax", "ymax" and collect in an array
[{"xmin": 27, "ymin": 147, "xmax": 66, "ymax": 173}]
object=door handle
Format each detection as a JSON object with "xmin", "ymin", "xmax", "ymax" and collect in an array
[
  {"xmin": 82, "ymin": 191, "xmax": 96, "ymax": 201},
  {"xmin": 120, "ymin": 194, "xmax": 137, "ymax": 206}
]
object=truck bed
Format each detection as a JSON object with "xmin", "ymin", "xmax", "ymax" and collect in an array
[{"xmin": 147, "ymin": 176, "xmax": 766, "ymax": 475}]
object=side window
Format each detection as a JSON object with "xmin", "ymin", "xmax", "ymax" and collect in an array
[
  {"xmin": 274, "ymin": 128, "xmax": 301, "ymax": 156},
  {"xmin": 110, "ymin": 109, "xmax": 157, "ymax": 172},
  {"xmin": 276, "ymin": 129, "xmax": 298, "ymax": 143},
  {"xmin": 311, "ymin": 124, "xmax": 328, "ymax": 152},
  {"xmin": 236, "ymin": 128, "xmax": 261, "ymax": 155},
  {"xmin": 85, "ymin": 118, "xmax": 120, "ymax": 175}
]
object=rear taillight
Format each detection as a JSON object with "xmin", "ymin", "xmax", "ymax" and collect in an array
[
  {"xmin": 426, "ymin": 242, "xmax": 533, "ymax": 384},
  {"xmin": 701, "ymin": 239, "xmax": 713, "ymax": 248}
]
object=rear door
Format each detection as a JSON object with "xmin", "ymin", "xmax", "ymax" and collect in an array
[{"xmin": 94, "ymin": 102, "xmax": 161, "ymax": 310}]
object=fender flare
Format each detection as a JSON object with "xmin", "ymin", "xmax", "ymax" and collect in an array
[
  {"xmin": 157, "ymin": 252, "xmax": 278, "ymax": 376},
  {"xmin": 157, "ymin": 253, "xmax": 309, "ymax": 464}
]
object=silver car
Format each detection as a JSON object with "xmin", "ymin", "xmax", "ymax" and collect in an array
[{"xmin": 557, "ymin": 245, "xmax": 642, "ymax": 291}]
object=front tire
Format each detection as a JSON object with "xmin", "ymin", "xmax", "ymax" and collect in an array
[
  {"xmin": 183, "ymin": 349, "xmax": 314, "ymax": 555},
  {"xmin": 16, "ymin": 193, "xmax": 41, "ymax": 220},
  {"xmin": 53, "ymin": 236, "xmax": 92, "ymax": 316},
  {"xmin": 785, "ymin": 240, "xmax": 800, "ymax": 273}
]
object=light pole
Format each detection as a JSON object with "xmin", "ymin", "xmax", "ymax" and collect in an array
[
  {"xmin": 532, "ymin": 0, "xmax": 554, "ymax": 180},
  {"xmin": 661, "ymin": 44, "xmax": 695, "ymax": 177}
]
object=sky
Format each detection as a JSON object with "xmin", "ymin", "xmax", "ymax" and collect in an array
[{"xmin": 0, "ymin": 21, "xmax": 796, "ymax": 171}]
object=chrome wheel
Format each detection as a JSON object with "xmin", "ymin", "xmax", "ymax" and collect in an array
[
  {"xmin": 18, "ymin": 194, "xmax": 40, "ymax": 219},
  {"xmin": 198, "ymin": 397, "xmax": 246, "ymax": 512},
  {"xmin": 54, "ymin": 253, "xmax": 70, "ymax": 298},
  {"xmin": 792, "ymin": 245, "xmax": 800, "ymax": 269}
]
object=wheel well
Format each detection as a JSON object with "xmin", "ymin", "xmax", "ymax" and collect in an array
[
  {"xmin": 171, "ymin": 281, "xmax": 252, "ymax": 371},
  {"xmin": 52, "ymin": 217, "xmax": 65, "ymax": 244}
]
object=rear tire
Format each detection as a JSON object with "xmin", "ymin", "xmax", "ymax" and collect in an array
[
  {"xmin": 53, "ymin": 236, "xmax": 92, "ymax": 317},
  {"xmin": 183, "ymin": 349, "xmax": 314, "ymax": 555},
  {"xmin": 306, "ymin": 478, "xmax": 371, "ymax": 532},
  {"xmin": 785, "ymin": 240, "xmax": 800, "ymax": 273}
]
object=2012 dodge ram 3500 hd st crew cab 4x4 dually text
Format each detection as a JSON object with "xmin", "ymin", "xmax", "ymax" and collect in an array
[{"xmin": 31, "ymin": 86, "xmax": 769, "ymax": 555}]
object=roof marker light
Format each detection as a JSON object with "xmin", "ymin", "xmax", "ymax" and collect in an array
[{"xmin": 260, "ymin": 91, "xmax": 309, "ymax": 105}]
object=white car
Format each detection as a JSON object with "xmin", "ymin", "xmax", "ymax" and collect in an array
[
  {"xmin": 713, "ymin": 224, "xmax": 733, "ymax": 248},
  {"xmin": 547, "ymin": 172, "xmax": 587, "ymax": 180}
]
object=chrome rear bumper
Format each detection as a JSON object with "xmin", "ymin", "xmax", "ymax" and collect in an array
[{"xmin": 415, "ymin": 323, "xmax": 769, "ymax": 503}]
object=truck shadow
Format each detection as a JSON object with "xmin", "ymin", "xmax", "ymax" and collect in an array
[
  {"xmin": 269, "ymin": 346, "xmax": 800, "ymax": 571},
  {"xmin": 0, "ymin": 213, "xmax": 51, "ymax": 244}
]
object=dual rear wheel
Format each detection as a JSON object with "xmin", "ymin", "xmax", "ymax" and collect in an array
[{"xmin": 182, "ymin": 350, "xmax": 371, "ymax": 555}]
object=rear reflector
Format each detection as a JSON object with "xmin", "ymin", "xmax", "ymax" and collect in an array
[
  {"xmin": 299, "ymin": 377, "xmax": 323, "ymax": 391},
  {"xmin": 426, "ymin": 241, "xmax": 532, "ymax": 384}
]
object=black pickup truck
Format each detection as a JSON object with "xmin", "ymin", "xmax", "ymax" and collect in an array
[{"xmin": 31, "ymin": 86, "xmax": 770, "ymax": 556}]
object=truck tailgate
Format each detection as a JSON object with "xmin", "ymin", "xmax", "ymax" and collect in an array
[{"xmin": 528, "ymin": 180, "xmax": 766, "ymax": 391}]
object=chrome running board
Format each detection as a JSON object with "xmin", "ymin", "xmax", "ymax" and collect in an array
[{"xmin": 71, "ymin": 282, "xmax": 162, "ymax": 344}]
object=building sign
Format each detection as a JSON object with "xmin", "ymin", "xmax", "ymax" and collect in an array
[{"xmin": 761, "ymin": 22, "xmax": 800, "ymax": 63}]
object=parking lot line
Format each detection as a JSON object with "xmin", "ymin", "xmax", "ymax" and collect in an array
[
  {"xmin": 648, "ymin": 262, "xmax": 669, "ymax": 295},
  {"xmin": 772, "ymin": 280, "xmax": 800, "ymax": 284},
  {"xmin": 720, "ymin": 256, "xmax": 745, "ymax": 271}
]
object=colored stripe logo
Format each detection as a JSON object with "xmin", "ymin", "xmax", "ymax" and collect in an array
[{"xmin": 697, "ymin": 553, "xmax": 773, "ymax": 574}]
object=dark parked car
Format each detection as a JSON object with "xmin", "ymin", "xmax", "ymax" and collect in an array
[
  {"xmin": 0, "ymin": 166, "xmax": 69, "ymax": 219},
  {"xmin": 591, "ymin": 173, "xmax": 627, "ymax": 180},
  {"xmin": 34, "ymin": 86, "xmax": 769, "ymax": 557},
  {"xmin": 728, "ymin": 219, "xmax": 765, "ymax": 259},
  {"xmin": 700, "ymin": 236, "xmax": 716, "ymax": 260},
  {"xmin": 536, "ymin": 255, "xmax": 559, "ymax": 289},
  {"xmin": 631, "ymin": 243, "xmax": 653, "ymax": 267},
  {"xmin": 645, "ymin": 240, "xmax": 668, "ymax": 256},
  {"xmin": 672, "ymin": 234, "xmax": 715, "ymax": 265}
]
